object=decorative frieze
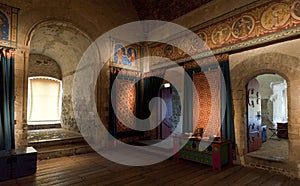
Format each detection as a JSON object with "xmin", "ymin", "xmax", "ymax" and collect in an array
[{"xmin": 149, "ymin": 0, "xmax": 300, "ymax": 66}]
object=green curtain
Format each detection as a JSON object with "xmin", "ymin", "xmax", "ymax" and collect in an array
[
  {"xmin": 137, "ymin": 76, "xmax": 164, "ymax": 120},
  {"xmin": 109, "ymin": 71, "xmax": 118, "ymax": 137},
  {"xmin": 0, "ymin": 48, "xmax": 15, "ymax": 150},
  {"xmin": 220, "ymin": 61, "xmax": 235, "ymax": 144},
  {"xmin": 183, "ymin": 69, "xmax": 194, "ymax": 133}
]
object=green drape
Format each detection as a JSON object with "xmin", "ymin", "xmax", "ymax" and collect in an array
[
  {"xmin": 220, "ymin": 61, "xmax": 235, "ymax": 144},
  {"xmin": 137, "ymin": 76, "xmax": 164, "ymax": 120},
  {"xmin": 109, "ymin": 71, "xmax": 118, "ymax": 137},
  {"xmin": 0, "ymin": 48, "xmax": 15, "ymax": 150},
  {"xmin": 183, "ymin": 69, "xmax": 193, "ymax": 133}
]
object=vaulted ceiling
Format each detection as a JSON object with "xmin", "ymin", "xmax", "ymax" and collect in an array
[{"xmin": 132, "ymin": 0, "xmax": 213, "ymax": 21}]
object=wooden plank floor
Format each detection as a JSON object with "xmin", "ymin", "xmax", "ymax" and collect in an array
[{"xmin": 0, "ymin": 152, "xmax": 299, "ymax": 186}]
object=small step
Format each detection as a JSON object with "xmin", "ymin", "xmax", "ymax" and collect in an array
[
  {"xmin": 27, "ymin": 128, "xmax": 94, "ymax": 160},
  {"xmin": 28, "ymin": 128, "xmax": 82, "ymax": 143},
  {"xmin": 37, "ymin": 144, "xmax": 94, "ymax": 160},
  {"xmin": 247, "ymin": 154, "xmax": 287, "ymax": 162},
  {"xmin": 28, "ymin": 123, "xmax": 62, "ymax": 130},
  {"xmin": 28, "ymin": 136, "xmax": 86, "ymax": 149}
]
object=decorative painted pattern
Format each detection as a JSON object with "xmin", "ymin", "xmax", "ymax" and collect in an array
[
  {"xmin": 116, "ymin": 79, "xmax": 136, "ymax": 133},
  {"xmin": 149, "ymin": 0, "xmax": 300, "ymax": 66},
  {"xmin": 110, "ymin": 67, "xmax": 141, "ymax": 77},
  {"xmin": 193, "ymin": 70, "xmax": 221, "ymax": 137},
  {"xmin": 183, "ymin": 54, "xmax": 229, "ymax": 70}
]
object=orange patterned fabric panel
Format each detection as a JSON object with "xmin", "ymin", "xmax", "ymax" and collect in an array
[
  {"xmin": 116, "ymin": 79, "xmax": 136, "ymax": 133},
  {"xmin": 193, "ymin": 70, "xmax": 221, "ymax": 137}
]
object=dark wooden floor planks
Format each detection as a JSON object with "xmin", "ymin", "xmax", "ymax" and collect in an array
[{"xmin": 0, "ymin": 152, "xmax": 299, "ymax": 186}]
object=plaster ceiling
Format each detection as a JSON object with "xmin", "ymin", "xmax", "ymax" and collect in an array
[{"xmin": 29, "ymin": 22, "xmax": 91, "ymax": 76}]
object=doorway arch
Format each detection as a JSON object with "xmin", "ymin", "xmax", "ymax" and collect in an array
[
  {"xmin": 230, "ymin": 52, "xmax": 300, "ymax": 178},
  {"xmin": 246, "ymin": 74, "xmax": 288, "ymax": 161}
]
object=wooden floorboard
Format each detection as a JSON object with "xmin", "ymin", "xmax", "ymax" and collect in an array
[{"xmin": 0, "ymin": 152, "xmax": 299, "ymax": 186}]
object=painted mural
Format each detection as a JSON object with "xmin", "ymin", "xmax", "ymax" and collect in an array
[
  {"xmin": 261, "ymin": 3, "xmax": 290, "ymax": 30},
  {"xmin": 292, "ymin": 1, "xmax": 300, "ymax": 20},
  {"xmin": 0, "ymin": 12, "xmax": 8, "ymax": 40},
  {"xmin": 212, "ymin": 24, "xmax": 231, "ymax": 45},
  {"xmin": 192, "ymin": 31, "xmax": 207, "ymax": 50},
  {"xmin": 0, "ymin": 3, "xmax": 18, "ymax": 48},
  {"xmin": 149, "ymin": 0, "xmax": 300, "ymax": 66},
  {"xmin": 232, "ymin": 15, "xmax": 255, "ymax": 39},
  {"xmin": 111, "ymin": 38, "xmax": 141, "ymax": 71}
]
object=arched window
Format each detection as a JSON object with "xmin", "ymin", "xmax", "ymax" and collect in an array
[{"xmin": 27, "ymin": 76, "xmax": 63, "ymax": 124}]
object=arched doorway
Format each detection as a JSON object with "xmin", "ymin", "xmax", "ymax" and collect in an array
[
  {"xmin": 230, "ymin": 51, "xmax": 300, "ymax": 178},
  {"xmin": 246, "ymin": 74, "xmax": 288, "ymax": 162}
]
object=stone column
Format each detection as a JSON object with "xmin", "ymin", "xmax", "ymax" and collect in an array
[
  {"xmin": 14, "ymin": 46, "xmax": 30, "ymax": 148},
  {"xmin": 288, "ymin": 79, "xmax": 300, "ymax": 178},
  {"xmin": 231, "ymin": 88, "xmax": 246, "ymax": 165}
]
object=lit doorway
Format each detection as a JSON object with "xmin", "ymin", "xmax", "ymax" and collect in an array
[{"xmin": 246, "ymin": 74, "xmax": 288, "ymax": 161}]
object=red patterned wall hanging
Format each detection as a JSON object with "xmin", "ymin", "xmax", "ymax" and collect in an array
[{"xmin": 116, "ymin": 79, "xmax": 136, "ymax": 133}]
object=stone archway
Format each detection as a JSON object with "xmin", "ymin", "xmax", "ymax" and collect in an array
[
  {"xmin": 230, "ymin": 52, "xmax": 300, "ymax": 178},
  {"xmin": 22, "ymin": 20, "xmax": 96, "ymax": 159},
  {"xmin": 25, "ymin": 20, "xmax": 93, "ymax": 131}
]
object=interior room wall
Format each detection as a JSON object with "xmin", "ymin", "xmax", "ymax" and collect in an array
[
  {"xmin": 28, "ymin": 54, "xmax": 62, "ymax": 80},
  {"xmin": 2, "ymin": 0, "xmax": 140, "ymax": 147},
  {"xmin": 230, "ymin": 39, "xmax": 300, "ymax": 178},
  {"xmin": 256, "ymin": 74, "xmax": 285, "ymax": 130}
]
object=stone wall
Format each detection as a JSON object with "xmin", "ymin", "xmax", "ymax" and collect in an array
[
  {"xmin": 1, "ymin": 0, "xmax": 140, "ymax": 147},
  {"xmin": 28, "ymin": 54, "xmax": 62, "ymax": 79},
  {"xmin": 171, "ymin": 86, "xmax": 181, "ymax": 133},
  {"xmin": 256, "ymin": 74, "xmax": 285, "ymax": 132},
  {"xmin": 14, "ymin": 49, "xmax": 28, "ymax": 148},
  {"xmin": 230, "ymin": 39, "xmax": 300, "ymax": 178}
]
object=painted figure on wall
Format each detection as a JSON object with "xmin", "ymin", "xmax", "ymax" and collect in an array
[
  {"xmin": 232, "ymin": 15, "xmax": 254, "ymax": 38},
  {"xmin": 127, "ymin": 47, "xmax": 136, "ymax": 66},
  {"xmin": 191, "ymin": 32, "xmax": 207, "ymax": 51},
  {"xmin": 261, "ymin": 3, "xmax": 290, "ymax": 30},
  {"xmin": 0, "ymin": 12, "xmax": 9, "ymax": 40},
  {"xmin": 164, "ymin": 44, "xmax": 173, "ymax": 57},
  {"xmin": 113, "ymin": 44, "xmax": 132, "ymax": 66},
  {"xmin": 292, "ymin": 1, "xmax": 300, "ymax": 20},
  {"xmin": 212, "ymin": 24, "xmax": 230, "ymax": 45}
]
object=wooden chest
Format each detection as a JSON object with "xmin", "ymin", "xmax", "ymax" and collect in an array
[{"xmin": 173, "ymin": 135, "xmax": 232, "ymax": 170}]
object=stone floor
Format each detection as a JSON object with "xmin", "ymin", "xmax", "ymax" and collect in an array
[
  {"xmin": 247, "ymin": 125, "xmax": 288, "ymax": 162},
  {"xmin": 27, "ymin": 124, "xmax": 289, "ymax": 162},
  {"xmin": 1, "ymin": 152, "xmax": 299, "ymax": 185},
  {"xmin": 248, "ymin": 138, "xmax": 288, "ymax": 161}
]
